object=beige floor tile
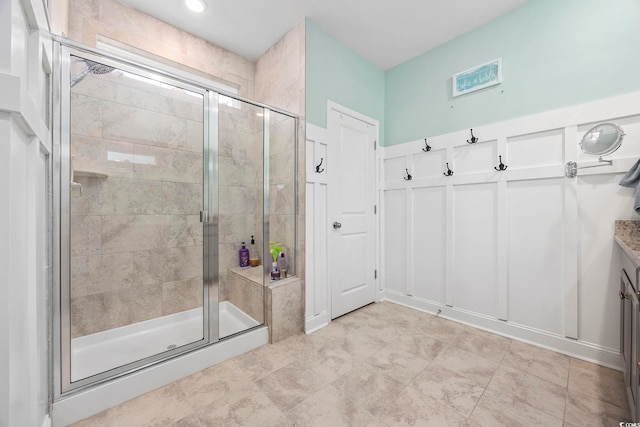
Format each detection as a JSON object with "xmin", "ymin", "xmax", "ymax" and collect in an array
[
  {"xmin": 68, "ymin": 302, "xmax": 629, "ymax": 427},
  {"xmin": 469, "ymin": 388, "xmax": 563, "ymax": 427},
  {"xmin": 309, "ymin": 345, "xmax": 359, "ymax": 384},
  {"xmin": 286, "ymin": 385, "xmax": 386, "ymax": 427},
  {"xmin": 568, "ymin": 358, "xmax": 627, "ymax": 407},
  {"xmin": 232, "ymin": 341, "xmax": 297, "ymax": 382},
  {"xmin": 72, "ymin": 383, "xmax": 196, "ymax": 427},
  {"xmin": 332, "ymin": 363, "xmax": 407, "ymax": 414},
  {"xmin": 421, "ymin": 316, "xmax": 470, "ymax": 343},
  {"xmin": 197, "ymin": 389, "xmax": 287, "ymax": 427},
  {"xmin": 391, "ymin": 333, "xmax": 448, "ymax": 362},
  {"xmin": 372, "ymin": 384, "xmax": 467, "ymax": 427},
  {"xmin": 364, "ymin": 345, "xmax": 431, "ymax": 384},
  {"xmin": 306, "ymin": 319, "xmax": 354, "ymax": 347},
  {"xmin": 255, "ymin": 361, "xmax": 328, "ymax": 412},
  {"xmin": 177, "ymin": 359, "xmax": 258, "ymax": 412},
  {"xmin": 411, "ymin": 366, "xmax": 485, "ymax": 418},
  {"xmin": 564, "ymin": 388, "xmax": 631, "ymax": 426},
  {"xmin": 429, "ymin": 346, "xmax": 500, "ymax": 387},
  {"xmin": 501, "ymin": 340, "xmax": 570, "ymax": 387},
  {"xmin": 570, "ymin": 358, "xmax": 623, "ymax": 379},
  {"xmin": 486, "ymin": 365, "xmax": 566, "ymax": 419},
  {"xmin": 274, "ymin": 333, "xmax": 326, "ymax": 365},
  {"xmin": 322, "ymin": 325, "xmax": 390, "ymax": 360},
  {"xmin": 452, "ymin": 329, "xmax": 511, "ymax": 362}
]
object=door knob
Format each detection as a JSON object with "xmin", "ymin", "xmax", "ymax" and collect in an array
[{"xmin": 333, "ymin": 222, "xmax": 342, "ymax": 229}]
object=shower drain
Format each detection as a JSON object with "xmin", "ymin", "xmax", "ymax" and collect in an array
[{"xmin": 167, "ymin": 344, "xmax": 177, "ymax": 350}]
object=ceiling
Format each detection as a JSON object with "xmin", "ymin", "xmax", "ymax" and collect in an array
[{"xmin": 120, "ymin": 0, "xmax": 529, "ymax": 70}]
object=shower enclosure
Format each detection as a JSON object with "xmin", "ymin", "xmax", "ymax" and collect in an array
[{"xmin": 53, "ymin": 41, "xmax": 297, "ymax": 396}]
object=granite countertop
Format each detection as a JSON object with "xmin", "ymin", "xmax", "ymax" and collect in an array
[{"xmin": 615, "ymin": 220, "xmax": 640, "ymax": 267}]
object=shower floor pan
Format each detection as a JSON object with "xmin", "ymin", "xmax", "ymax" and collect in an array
[{"xmin": 71, "ymin": 301, "xmax": 260, "ymax": 382}]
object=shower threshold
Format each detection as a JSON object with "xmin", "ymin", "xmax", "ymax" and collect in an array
[{"xmin": 70, "ymin": 301, "xmax": 259, "ymax": 382}]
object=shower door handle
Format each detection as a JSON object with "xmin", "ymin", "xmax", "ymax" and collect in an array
[{"xmin": 333, "ymin": 221, "xmax": 342, "ymax": 229}]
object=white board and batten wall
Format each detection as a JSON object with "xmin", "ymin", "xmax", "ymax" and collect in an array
[
  {"xmin": 306, "ymin": 123, "xmax": 332, "ymax": 331},
  {"xmin": 381, "ymin": 91, "xmax": 640, "ymax": 369},
  {"xmin": 1, "ymin": 0, "xmax": 53, "ymax": 426},
  {"xmin": 306, "ymin": 91, "xmax": 640, "ymax": 368}
]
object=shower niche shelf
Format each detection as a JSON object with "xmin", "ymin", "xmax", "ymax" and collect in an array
[{"xmin": 73, "ymin": 170, "xmax": 108, "ymax": 179}]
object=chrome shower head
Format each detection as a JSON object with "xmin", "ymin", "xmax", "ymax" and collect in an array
[{"xmin": 70, "ymin": 59, "xmax": 116, "ymax": 87}]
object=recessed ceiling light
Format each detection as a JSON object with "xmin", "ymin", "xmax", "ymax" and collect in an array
[{"xmin": 185, "ymin": 0, "xmax": 207, "ymax": 13}]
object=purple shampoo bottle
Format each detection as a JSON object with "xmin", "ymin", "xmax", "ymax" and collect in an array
[{"xmin": 239, "ymin": 242, "xmax": 249, "ymax": 268}]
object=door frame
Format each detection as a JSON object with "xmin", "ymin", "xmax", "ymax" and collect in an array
[{"xmin": 326, "ymin": 101, "xmax": 381, "ymax": 320}]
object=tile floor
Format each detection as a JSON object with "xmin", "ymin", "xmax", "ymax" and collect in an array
[{"xmin": 72, "ymin": 301, "xmax": 630, "ymax": 426}]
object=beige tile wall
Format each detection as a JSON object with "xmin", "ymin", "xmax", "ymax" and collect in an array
[
  {"xmin": 63, "ymin": 0, "xmax": 305, "ymax": 335},
  {"xmin": 255, "ymin": 20, "xmax": 306, "ymax": 341},
  {"xmin": 65, "ymin": 0, "xmax": 255, "ymax": 98},
  {"xmin": 70, "ymin": 71, "xmax": 204, "ymax": 338},
  {"xmin": 255, "ymin": 19, "xmax": 306, "ymax": 282},
  {"xmin": 218, "ymin": 101, "xmax": 264, "ymax": 307}
]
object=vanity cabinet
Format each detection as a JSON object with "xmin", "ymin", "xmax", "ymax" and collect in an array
[{"xmin": 620, "ymin": 251, "xmax": 640, "ymax": 421}]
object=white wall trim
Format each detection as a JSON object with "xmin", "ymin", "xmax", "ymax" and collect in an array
[
  {"xmin": 0, "ymin": 73, "xmax": 51, "ymax": 151},
  {"xmin": 305, "ymin": 123, "xmax": 331, "ymax": 332},
  {"xmin": 304, "ymin": 313, "xmax": 330, "ymax": 334}
]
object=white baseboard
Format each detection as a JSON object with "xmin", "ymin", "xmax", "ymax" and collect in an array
[
  {"xmin": 305, "ymin": 311, "xmax": 330, "ymax": 333},
  {"xmin": 382, "ymin": 291, "xmax": 622, "ymax": 371}
]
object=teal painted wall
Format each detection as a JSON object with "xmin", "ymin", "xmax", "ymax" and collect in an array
[
  {"xmin": 305, "ymin": 19, "xmax": 385, "ymax": 143},
  {"xmin": 384, "ymin": 0, "xmax": 640, "ymax": 146}
]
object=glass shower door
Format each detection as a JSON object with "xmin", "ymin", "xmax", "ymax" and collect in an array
[{"xmin": 63, "ymin": 52, "xmax": 212, "ymax": 385}]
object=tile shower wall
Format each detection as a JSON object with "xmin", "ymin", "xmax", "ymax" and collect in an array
[
  {"xmin": 69, "ymin": 72, "xmax": 204, "ymax": 338},
  {"xmin": 255, "ymin": 19, "xmax": 306, "ymax": 278},
  {"xmin": 268, "ymin": 114, "xmax": 297, "ymax": 273},
  {"xmin": 218, "ymin": 102, "xmax": 264, "ymax": 312},
  {"xmin": 65, "ymin": 0, "xmax": 255, "ymax": 98}
]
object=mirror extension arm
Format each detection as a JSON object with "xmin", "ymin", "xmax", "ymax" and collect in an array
[{"xmin": 565, "ymin": 157, "xmax": 613, "ymax": 178}]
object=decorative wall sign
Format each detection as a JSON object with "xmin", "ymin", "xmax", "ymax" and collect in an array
[{"xmin": 452, "ymin": 58, "xmax": 502, "ymax": 97}]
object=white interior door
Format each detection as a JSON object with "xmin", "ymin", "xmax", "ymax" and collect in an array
[{"xmin": 329, "ymin": 108, "xmax": 377, "ymax": 318}]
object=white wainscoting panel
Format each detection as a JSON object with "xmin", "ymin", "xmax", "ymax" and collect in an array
[
  {"xmin": 383, "ymin": 189, "xmax": 407, "ymax": 294},
  {"xmin": 578, "ymin": 173, "xmax": 630, "ymax": 350},
  {"xmin": 381, "ymin": 90, "xmax": 640, "ymax": 368},
  {"xmin": 507, "ymin": 178, "xmax": 565, "ymax": 335},
  {"xmin": 413, "ymin": 149, "xmax": 446, "ymax": 179},
  {"xmin": 454, "ymin": 140, "xmax": 497, "ymax": 175},
  {"xmin": 453, "ymin": 183, "xmax": 498, "ymax": 318},
  {"xmin": 411, "ymin": 186, "xmax": 446, "ymax": 303},
  {"xmin": 384, "ymin": 156, "xmax": 407, "ymax": 185},
  {"xmin": 507, "ymin": 129, "xmax": 564, "ymax": 170},
  {"xmin": 305, "ymin": 124, "xmax": 331, "ymax": 332}
]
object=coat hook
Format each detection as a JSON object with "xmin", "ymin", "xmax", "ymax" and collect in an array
[
  {"xmin": 443, "ymin": 163, "xmax": 454, "ymax": 176},
  {"xmin": 422, "ymin": 138, "xmax": 432, "ymax": 152},
  {"xmin": 315, "ymin": 157, "xmax": 324, "ymax": 173},
  {"xmin": 467, "ymin": 129, "xmax": 478, "ymax": 144},
  {"xmin": 494, "ymin": 155, "xmax": 508, "ymax": 171},
  {"xmin": 404, "ymin": 168, "xmax": 413, "ymax": 181}
]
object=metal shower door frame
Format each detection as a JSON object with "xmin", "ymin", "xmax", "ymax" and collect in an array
[{"xmin": 52, "ymin": 40, "xmax": 219, "ymax": 397}]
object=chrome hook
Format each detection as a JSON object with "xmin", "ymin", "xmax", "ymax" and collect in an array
[
  {"xmin": 494, "ymin": 155, "xmax": 508, "ymax": 171},
  {"xmin": 467, "ymin": 129, "xmax": 478, "ymax": 144}
]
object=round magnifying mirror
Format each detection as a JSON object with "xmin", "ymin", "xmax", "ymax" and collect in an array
[{"xmin": 579, "ymin": 122, "xmax": 625, "ymax": 156}]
